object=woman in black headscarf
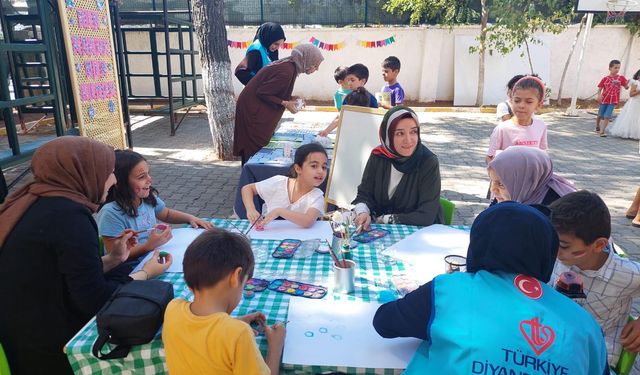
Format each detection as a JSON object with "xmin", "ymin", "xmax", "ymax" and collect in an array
[
  {"xmin": 234, "ymin": 22, "xmax": 286, "ymax": 85},
  {"xmin": 372, "ymin": 202, "xmax": 608, "ymax": 374},
  {"xmin": 352, "ymin": 106, "xmax": 442, "ymax": 228}
]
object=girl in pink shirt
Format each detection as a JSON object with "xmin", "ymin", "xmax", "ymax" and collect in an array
[{"xmin": 486, "ymin": 76, "xmax": 548, "ymax": 164}]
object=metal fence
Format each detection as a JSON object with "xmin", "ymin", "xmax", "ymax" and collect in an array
[
  {"xmin": 117, "ymin": 0, "xmax": 410, "ymax": 26},
  {"xmin": 224, "ymin": 0, "xmax": 410, "ymax": 26}
]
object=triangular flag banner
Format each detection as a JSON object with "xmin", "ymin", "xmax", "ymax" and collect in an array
[
  {"xmin": 308, "ymin": 36, "xmax": 344, "ymax": 52},
  {"xmin": 357, "ymin": 35, "xmax": 396, "ymax": 48}
]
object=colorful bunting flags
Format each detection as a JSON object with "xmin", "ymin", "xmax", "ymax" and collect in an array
[
  {"xmin": 226, "ymin": 35, "xmax": 396, "ymax": 50},
  {"xmin": 357, "ymin": 35, "xmax": 396, "ymax": 48},
  {"xmin": 227, "ymin": 39, "xmax": 252, "ymax": 49},
  {"xmin": 309, "ymin": 36, "xmax": 345, "ymax": 51},
  {"xmin": 280, "ymin": 41, "xmax": 299, "ymax": 50}
]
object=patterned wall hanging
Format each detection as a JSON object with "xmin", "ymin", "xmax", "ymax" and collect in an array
[{"xmin": 57, "ymin": 0, "xmax": 127, "ymax": 149}]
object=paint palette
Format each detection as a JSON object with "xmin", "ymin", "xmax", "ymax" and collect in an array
[
  {"xmin": 272, "ymin": 239, "xmax": 302, "ymax": 259},
  {"xmin": 244, "ymin": 278, "xmax": 270, "ymax": 292},
  {"xmin": 353, "ymin": 229, "xmax": 389, "ymax": 243},
  {"xmin": 268, "ymin": 279, "xmax": 327, "ymax": 299}
]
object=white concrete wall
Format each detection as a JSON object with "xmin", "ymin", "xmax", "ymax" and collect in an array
[{"xmin": 123, "ymin": 25, "xmax": 640, "ymax": 104}]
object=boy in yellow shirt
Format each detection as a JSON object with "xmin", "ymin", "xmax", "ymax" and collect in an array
[{"xmin": 163, "ymin": 228, "xmax": 286, "ymax": 374}]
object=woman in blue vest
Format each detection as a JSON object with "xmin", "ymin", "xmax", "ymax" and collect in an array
[
  {"xmin": 373, "ymin": 202, "xmax": 609, "ymax": 374},
  {"xmin": 235, "ymin": 22, "xmax": 286, "ymax": 85}
]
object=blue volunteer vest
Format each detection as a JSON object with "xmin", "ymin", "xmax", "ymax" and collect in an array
[
  {"xmin": 404, "ymin": 271, "xmax": 607, "ymax": 375},
  {"xmin": 245, "ymin": 39, "xmax": 272, "ymax": 78}
]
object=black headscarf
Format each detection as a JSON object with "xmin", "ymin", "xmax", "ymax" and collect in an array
[
  {"xmin": 371, "ymin": 106, "xmax": 432, "ymax": 174},
  {"xmin": 466, "ymin": 202, "xmax": 559, "ymax": 282},
  {"xmin": 254, "ymin": 22, "xmax": 285, "ymax": 61}
]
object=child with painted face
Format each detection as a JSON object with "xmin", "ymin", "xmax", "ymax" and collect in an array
[
  {"xmin": 98, "ymin": 150, "xmax": 213, "ymax": 259},
  {"xmin": 486, "ymin": 75, "xmax": 548, "ymax": 164},
  {"xmin": 550, "ymin": 191, "xmax": 640, "ymax": 369},
  {"xmin": 241, "ymin": 143, "xmax": 328, "ymax": 229}
]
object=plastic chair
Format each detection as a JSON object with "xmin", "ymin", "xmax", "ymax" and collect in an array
[
  {"xmin": 439, "ymin": 197, "xmax": 455, "ymax": 225},
  {"xmin": 614, "ymin": 316, "xmax": 638, "ymax": 375},
  {"xmin": 0, "ymin": 342, "xmax": 11, "ymax": 375}
]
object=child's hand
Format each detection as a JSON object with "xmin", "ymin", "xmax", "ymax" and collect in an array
[
  {"xmin": 247, "ymin": 208, "xmax": 261, "ymax": 225},
  {"xmin": 189, "ymin": 216, "xmax": 213, "ymax": 230},
  {"xmin": 238, "ymin": 312, "xmax": 267, "ymax": 335},
  {"xmin": 146, "ymin": 225, "xmax": 173, "ymax": 250},
  {"xmin": 260, "ymin": 208, "xmax": 282, "ymax": 227},
  {"xmin": 318, "ymin": 129, "xmax": 330, "ymax": 137},
  {"xmin": 238, "ymin": 311, "xmax": 266, "ymax": 325},
  {"xmin": 141, "ymin": 249, "xmax": 172, "ymax": 278},
  {"xmin": 264, "ymin": 321, "xmax": 286, "ymax": 349},
  {"xmin": 621, "ymin": 319, "xmax": 640, "ymax": 352}
]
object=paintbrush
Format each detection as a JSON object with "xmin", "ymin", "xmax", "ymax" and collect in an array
[
  {"xmin": 244, "ymin": 215, "xmax": 263, "ymax": 236},
  {"xmin": 227, "ymin": 221, "xmax": 248, "ymax": 237},
  {"xmin": 112, "ymin": 227, "xmax": 152, "ymax": 239}
]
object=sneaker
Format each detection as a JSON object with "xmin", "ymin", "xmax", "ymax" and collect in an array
[{"xmin": 595, "ymin": 127, "xmax": 600, "ymax": 132}]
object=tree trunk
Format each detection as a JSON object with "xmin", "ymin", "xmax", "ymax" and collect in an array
[
  {"xmin": 622, "ymin": 31, "xmax": 635, "ymax": 77},
  {"xmin": 556, "ymin": 15, "xmax": 587, "ymax": 105},
  {"xmin": 475, "ymin": 0, "xmax": 488, "ymax": 107},
  {"xmin": 524, "ymin": 39, "xmax": 534, "ymax": 74},
  {"xmin": 191, "ymin": 0, "xmax": 236, "ymax": 160}
]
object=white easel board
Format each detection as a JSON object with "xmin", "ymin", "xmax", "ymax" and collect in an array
[
  {"xmin": 283, "ymin": 298, "xmax": 421, "ymax": 369},
  {"xmin": 325, "ymin": 105, "xmax": 386, "ymax": 209}
]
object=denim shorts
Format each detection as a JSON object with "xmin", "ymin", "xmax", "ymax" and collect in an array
[{"xmin": 598, "ymin": 103, "xmax": 615, "ymax": 119}]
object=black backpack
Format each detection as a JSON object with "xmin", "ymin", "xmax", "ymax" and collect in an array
[{"xmin": 92, "ymin": 280, "xmax": 174, "ymax": 360}]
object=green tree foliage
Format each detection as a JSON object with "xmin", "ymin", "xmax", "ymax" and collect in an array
[
  {"xmin": 384, "ymin": 0, "xmax": 575, "ymax": 75},
  {"xmin": 383, "ymin": 0, "xmax": 480, "ymax": 25}
]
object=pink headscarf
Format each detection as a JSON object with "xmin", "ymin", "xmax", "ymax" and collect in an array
[
  {"xmin": 275, "ymin": 44, "xmax": 323, "ymax": 75},
  {"xmin": 488, "ymin": 146, "xmax": 576, "ymax": 205}
]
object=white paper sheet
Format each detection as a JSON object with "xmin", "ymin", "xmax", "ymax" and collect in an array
[
  {"xmin": 247, "ymin": 220, "xmax": 333, "ymax": 241},
  {"xmin": 283, "ymin": 298, "xmax": 421, "ymax": 369},
  {"xmin": 133, "ymin": 227, "xmax": 205, "ymax": 273},
  {"xmin": 385, "ymin": 224, "xmax": 470, "ymax": 283}
]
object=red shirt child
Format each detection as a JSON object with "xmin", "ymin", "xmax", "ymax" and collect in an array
[{"xmin": 599, "ymin": 74, "xmax": 628, "ymax": 105}]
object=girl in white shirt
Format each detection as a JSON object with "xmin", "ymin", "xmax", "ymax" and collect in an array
[
  {"xmin": 496, "ymin": 74, "xmax": 525, "ymax": 122},
  {"xmin": 241, "ymin": 143, "xmax": 328, "ymax": 228}
]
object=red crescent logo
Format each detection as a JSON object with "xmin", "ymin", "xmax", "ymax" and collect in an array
[{"xmin": 514, "ymin": 274, "xmax": 543, "ymax": 300}]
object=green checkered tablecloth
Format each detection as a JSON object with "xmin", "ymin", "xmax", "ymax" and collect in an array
[{"xmin": 66, "ymin": 220, "xmax": 465, "ymax": 374}]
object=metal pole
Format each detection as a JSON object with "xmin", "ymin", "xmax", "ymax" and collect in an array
[
  {"xmin": 364, "ymin": 0, "xmax": 368, "ymax": 27},
  {"xmin": 111, "ymin": 1, "xmax": 133, "ymax": 148},
  {"xmin": 260, "ymin": 0, "xmax": 264, "ymax": 24},
  {"xmin": 566, "ymin": 12, "xmax": 594, "ymax": 116}
]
